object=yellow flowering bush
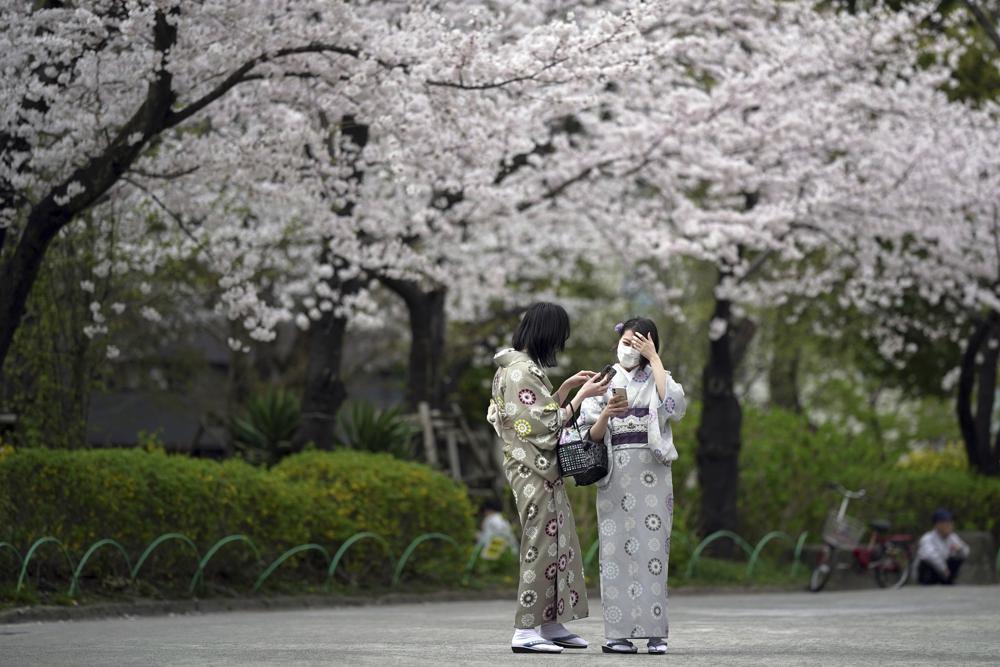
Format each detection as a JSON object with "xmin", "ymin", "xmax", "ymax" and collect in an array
[{"xmin": 896, "ymin": 442, "xmax": 969, "ymax": 473}]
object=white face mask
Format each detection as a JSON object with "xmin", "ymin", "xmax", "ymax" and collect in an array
[{"xmin": 617, "ymin": 341, "xmax": 641, "ymax": 368}]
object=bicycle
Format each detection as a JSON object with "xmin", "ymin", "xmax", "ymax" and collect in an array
[{"xmin": 808, "ymin": 483, "xmax": 913, "ymax": 592}]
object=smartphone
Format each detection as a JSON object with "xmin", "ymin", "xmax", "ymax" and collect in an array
[
  {"xmin": 599, "ymin": 364, "xmax": 617, "ymax": 382},
  {"xmin": 612, "ymin": 386, "xmax": 628, "ymax": 402}
]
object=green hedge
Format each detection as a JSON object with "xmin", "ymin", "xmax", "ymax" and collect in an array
[
  {"xmin": 737, "ymin": 407, "xmax": 1000, "ymax": 543},
  {"xmin": 271, "ymin": 450, "xmax": 475, "ymax": 550},
  {"xmin": 0, "ymin": 448, "xmax": 474, "ymax": 590},
  {"xmin": 842, "ymin": 468, "xmax": 1000, "ymax": 541}
]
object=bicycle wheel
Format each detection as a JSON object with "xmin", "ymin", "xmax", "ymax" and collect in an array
[
  {"xmin": 873, "ymin": 542, "xmax": 910, "ymax": 589},
  {"xmin": 809, "ymin": 546, "xmax": 834, "ymax": 592}
]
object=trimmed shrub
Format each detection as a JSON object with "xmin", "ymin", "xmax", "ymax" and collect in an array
[
  {"xmin": 0, "ymin": 448, "xmax": 475, "ymax": 592},
  {"xmin": 272, "ymin": 450, "xmax": 476, "ymax": 579}
]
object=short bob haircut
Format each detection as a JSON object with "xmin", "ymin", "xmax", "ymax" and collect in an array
[
  {"xmin": 512, "ymin": 302, "xmax": 571, "ymax": 368},
  {"xmin": 618, "ymin": 316, "xmax": 660, "ymax": 370}
]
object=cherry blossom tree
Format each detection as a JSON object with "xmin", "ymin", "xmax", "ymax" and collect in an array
[
  {"xmin": 799, "ymin": 94, "xmax": 1000, "ymax": 474},
  {"xmin": 82, "ymin": 1, "xmax": 648, "ymax": 444},
  {"xmin": 0, "ymin": 0, "xmax": 640, "ymax": 441},
  {"xmin": 0, "ymin": 0, "xmax": 386, "ymax": 373},
  {"xmin": 506, "ymin": 0, "xmax": 994, "ymax": 530}
]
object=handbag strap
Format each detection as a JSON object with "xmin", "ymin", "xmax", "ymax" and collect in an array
[{"xmin": 559, "ymin": 395, "xmax": 586, "ymax": 442}]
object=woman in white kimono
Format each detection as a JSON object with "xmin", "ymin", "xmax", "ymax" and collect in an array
[
  {"xmin": 580, "ymin": 316, "xmax": 687, "ymax": 655},
  {"xmin": 488, "ymin": 302, "xmax": 612, "ymax": 654}
]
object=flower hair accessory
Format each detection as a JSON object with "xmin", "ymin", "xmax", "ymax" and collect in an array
[{"xmin": 614, "ymin": 322, "xmax": 624, "ymax": 334}]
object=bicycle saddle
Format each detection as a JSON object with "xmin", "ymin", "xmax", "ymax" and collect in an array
[{"xmin": 869, "ymin": 519, "xmax": 892, "ymax": 533}]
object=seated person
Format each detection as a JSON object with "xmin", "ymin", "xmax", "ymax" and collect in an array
[
  {"xmin": 916, "ymin": 508, "xmax": 970, "ymax": 585},
  {"xmin": 476, "ymin": 498, "xmax": 518, "ymax": 553}
]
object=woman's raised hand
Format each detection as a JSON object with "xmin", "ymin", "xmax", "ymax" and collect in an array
[
  {"xmin": 562, "ymin": 369, "xmax": 597, "ymax": 390},
  {"xmin": 631, "ymin": 331, "xmax": 658, "ymax": 361},
  {"xmin": 577, "ymin": 371, "xmax": 612, "ymax": 400}
]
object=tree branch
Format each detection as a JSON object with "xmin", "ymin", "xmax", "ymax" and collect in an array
[
  {"xmin": 962, "ymin": 0, "xmax": 1000, "ymax": 53},
  {"xmin": 165, "ymin": 43, "xmax": 361, "ymax": 129},
  {"xmin": 515, "ymin": 158, "xmax": 616, "ymax": 212},
  {"xmin": 427, "ymin": 57, "xmax": 570, "ymax": 90}
]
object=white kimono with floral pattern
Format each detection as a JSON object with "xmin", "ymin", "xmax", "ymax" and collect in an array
[{"xmin": 488, "ymin": 348, "xmax": 589, "ymax": 629}]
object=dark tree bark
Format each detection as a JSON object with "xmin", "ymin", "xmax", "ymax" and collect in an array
[
  {"xmin": 696, "ymin": 284, "xmax": 745, "ymax": 543},
  {"xmin": 380, "ymin": 278, "xmax": 447, "ymax": 410},
  {"xmin": 957, "ymin": 312, "xmax": 1000, "ymax": 475},
  {"xmin": 293, "ymin": 115, "xmax": 369, "ymax": 449},
  {"xmin": 294, "ymin": 303, "xmax": 352, "ymax": 450}
]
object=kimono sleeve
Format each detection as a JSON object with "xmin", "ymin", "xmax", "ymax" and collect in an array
[
  {"xmin": 504, "ymin": 364, "xmax": 566, "ymax": 451},
  {"xmin": 656, "ymin": 372, "xmax": 687, "ymax": 422},
  {"xmin": 579, "ymin": 394, "xmax": 606, "ymax": 431}
]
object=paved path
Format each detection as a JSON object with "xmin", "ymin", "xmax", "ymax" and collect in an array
[{"xmin": 2, "ymin": 586, "xmax": 998, "ymax": 665}]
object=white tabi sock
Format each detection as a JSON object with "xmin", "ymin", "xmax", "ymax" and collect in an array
[{"xmin": 512, "ymin": 627, "xmax": 562, "ymax": 652}]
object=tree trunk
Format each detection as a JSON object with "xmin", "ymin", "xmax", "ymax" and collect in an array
[
  {"xmin": 768, "ymin": 316, "xmax": 801, "ymax": 413},
  {"xmin": 957, "ymin": 313, "xmax": 1000, "ymax": 475},
  {"xmin": 293, "ymin": 115, "xmax": 369, "ymax": 450},
  {"xmin": 294, "ymin": 306, "xmax": 351, "ymax": 451},
  {"xmin": 381, "ymin": 278, "xmax": 447, "ymax": 410},
  {"xmin": 696, "ymin": 283, "xmax": 744, "ymax": 543}
]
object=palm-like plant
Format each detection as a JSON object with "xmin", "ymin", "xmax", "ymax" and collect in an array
[
  {"xmin": 231, "ymin": 388, "xmax": 302, "ymax": 467},
  {"xmin": 336, "ymin": 402, "xmax": 417, "ymax": 459}
]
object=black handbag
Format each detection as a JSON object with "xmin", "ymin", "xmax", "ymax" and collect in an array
[{"xmin": 557, "ymin": 406, "xmax": 609, "ymax": 486}]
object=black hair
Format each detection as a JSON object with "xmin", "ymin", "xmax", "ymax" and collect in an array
[
  {"xmin": 511, "ymin": 302, "xmax": 571, "ymax": 368},
  {"xmin": 618, "ymin": 316, "xmax": 660, "ymax": 369},
  {"xmin": 481, "ymin": 498, "xmax": 503, "ymax": 514}
]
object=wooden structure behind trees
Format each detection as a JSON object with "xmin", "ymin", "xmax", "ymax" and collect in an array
[{"xmin": 412, "ymin": 401, "xmax": 504, "ymax": 502}]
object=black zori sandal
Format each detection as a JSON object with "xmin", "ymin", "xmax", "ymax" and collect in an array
[
  {"xmin": 549, "ymin": 634, "xmax": 587, "ymax": 649},
  {"xmin": 511, "ymin": 639, "xmax": 563, "ymax": 654},
  {"xmin": 602, "ymin": 639, "xmax": 638, "ymax": 654}
]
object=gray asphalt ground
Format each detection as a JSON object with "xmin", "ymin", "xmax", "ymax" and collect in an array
[{"xmin": 2, "ymin": 586, "xmax": 998, "ymax": 666}]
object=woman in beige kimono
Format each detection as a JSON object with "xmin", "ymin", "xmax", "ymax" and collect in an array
[{"xmin": 488, "ymin": 302, "xmax": 611, "ymax": 654}]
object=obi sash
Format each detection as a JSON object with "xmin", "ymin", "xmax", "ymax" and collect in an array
[{"xmin": 609, "ymin": 407, "xmax": 650, "ymax": 447}]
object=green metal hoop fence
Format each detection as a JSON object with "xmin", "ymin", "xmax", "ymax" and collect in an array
[
  {"xmin": 791, "ymin": 532, "xmax": 810, "ymax": 577},
  {"xmin": 189, "ymin": 535, "xmax": 262, "ymax": 593},
  {"xmin": 461, "ymin": 542, "xmax": 485, "ymax": 587},
  {"xmin": 16, "ymin": 537, "xmax": 76, "ymax": 592},
  {"xmin": 326, "ymin": 531, "xmax": 393, "ymax": 591},
  {"xmin": 745, "ymin": 531, "xmax": 795, "ymax": 579},
  {"xmin": 4, "ymin": 527, "xmax": 835, "ymax": 597},
  {"xmin": 391, "ymin": 533, "xmax": 458, "ymax": 587},
  {"xmin": 684, "ymin": 530, "xmax": 755, "ymax": 579},
  {"xmin": 0, "ymin": 542, "xmax": 22, "ymax": 567},
  {"xmin": 1, "ymin": 531, "xmax": 474, "ymax": 596},
  {"xmin": 131, "ymin": 532, "xmax": 200, "ymax": 583},
  {"xmin": 69, "ymin": 538, "xmax": 133, "ymax": 596},
  {"xmin": 254, "ymin": 544, "xmax": 331, "ymax": 593}
]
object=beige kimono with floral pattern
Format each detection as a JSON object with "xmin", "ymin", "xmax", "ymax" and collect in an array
[{"xmin": 487, "ymin": 348, "xmax": 589, "ymax": 629}]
